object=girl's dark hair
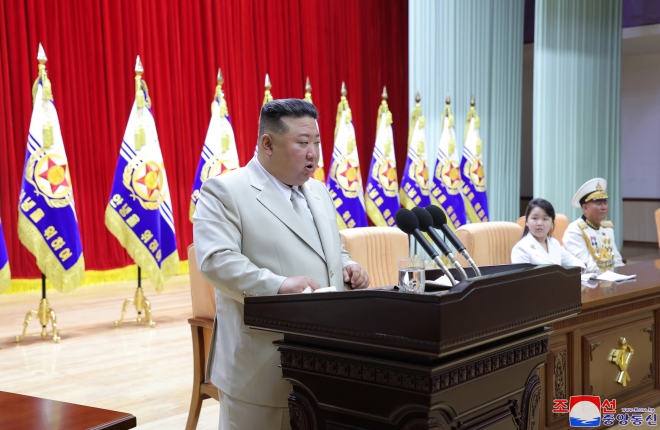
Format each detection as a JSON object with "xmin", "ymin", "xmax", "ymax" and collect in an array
[{"xmin": 522, "ymin": 198, "xmax": 556, "ymax": 238}]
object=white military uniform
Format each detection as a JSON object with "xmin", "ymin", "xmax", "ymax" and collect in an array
[
  {"xmin": 562, "ymin": 177, "xmax": 624, "ymax": 274},
  {"xmin": 563, "ymin": 217, "xmax": 623, "ymax": 273}
]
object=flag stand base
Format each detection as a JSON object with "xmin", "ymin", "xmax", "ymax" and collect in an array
[
  {"xmin": 15, "ymin": 274, "xmax": 60, "ymax": 343},
  {"xmin": 114, "ymin": 267, "xmax": 156, "ymax": 327}
]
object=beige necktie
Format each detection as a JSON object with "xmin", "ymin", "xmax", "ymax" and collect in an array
[{"xmin": 290, "ymin": 191, "xmax": 323, "ymax": 251}]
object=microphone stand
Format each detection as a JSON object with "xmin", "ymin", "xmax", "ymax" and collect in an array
[{"xmin": 460, "ymin": 250, "xmax": 482, "ymax": 277}]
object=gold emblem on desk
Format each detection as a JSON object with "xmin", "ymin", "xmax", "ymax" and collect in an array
[{"xmin": 609, "ymin": 337, "xmax": 634, "ymax": 386}]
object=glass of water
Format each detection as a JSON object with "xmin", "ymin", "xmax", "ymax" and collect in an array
[{"xmin": 398, "ymin": 258, "xmax": 425, "ymax": 294}]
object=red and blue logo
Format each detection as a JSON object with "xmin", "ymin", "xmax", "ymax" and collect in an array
[{"xmin": 569, "ymin": 396, "xmax": 601, "ymax": 427}]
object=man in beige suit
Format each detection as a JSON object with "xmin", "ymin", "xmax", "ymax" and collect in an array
[{"xmin": 193, "ymin": 99, "xmax": 369, "ymax": 430}]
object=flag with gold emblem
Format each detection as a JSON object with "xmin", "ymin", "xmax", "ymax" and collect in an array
[
  {"xmin": 105, "ymin": 56, "xmax": 178, "ymax": 291},
  {"xmin": 431, "ymin": 96, "xmax": 466, "ymax": 229},
  {"xmin": 0, "ymin": 218, "xmax": 9, "ymax": 294},
  {"xmin": 303, "ymin": 77, "xmax": 325, "ymax": 182},
  {"xmin": 366, "ymin": 87, "xmax": 399, "ymax": 226},
  {"xmin": 327, "ymin": 83, "xmax": 367, "ymax": 229},
  {"xmin": 460, "ymin": 97, "xmax": 489, "ymax": 222},
  {"xmin": 400, "ymin": 93, "xmax": 431, "ymax": 210},
  {"xmin": 190, "ymin": 69, "xmax": 239, "ymax": 222},
  {"xmin": 254, "ymin": 74, "xmax": 273, "ymax": 157},
  {"xmin": 17, "ymin": 44, "xmax": 84, "ymax": 293}
]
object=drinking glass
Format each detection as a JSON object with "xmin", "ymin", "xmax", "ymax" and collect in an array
[{"xmin": 398, "ymin": 258, "xmax": 425, "ymax": 294}]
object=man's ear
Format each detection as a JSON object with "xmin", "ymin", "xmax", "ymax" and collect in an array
[{"xmin": 261, "ymin": 133, "xmax": 274, "ymax": 156}]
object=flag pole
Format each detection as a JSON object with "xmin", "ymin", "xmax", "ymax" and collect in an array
[
  {"xmin": 113, "ymin": 56, "xmax": 156, "ymax": 328},
  {"xmin": 15, "ymin": 44, "xmax": 61, "ymax": 343},
  {"xmin": 15, "ymin": 273, "xmax": 61, "ymax": 343},
  {"xmin": 114, "ymin": 266, "xmax": 155, "ymax": 328}
]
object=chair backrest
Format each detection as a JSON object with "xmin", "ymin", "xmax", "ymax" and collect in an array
[
  {"xmin": 339, "ymin": 227, "xmax": 409, "ymax": 288},
  {"xmin": 655, "ymin": 209, "xmax": 660, "ymax": 248},
  {"xmin": 454, "ymin": 222, "xmax": 523, "ymax": 266},
  {"xmin": 188, "ymin": 244, "xmax": 216, "ymax": 319},
  {"xmin": 515, "ymin": 213, "xmax": 570, "ymax": 245}
]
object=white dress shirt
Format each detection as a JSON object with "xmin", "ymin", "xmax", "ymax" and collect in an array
[
  {"xmin": 511, "ymin": 233, "xmax": 586, "ymax": 269},
  {"xmin": 253, "ymin": 156, "xmax": 314, "ymax": 221}
]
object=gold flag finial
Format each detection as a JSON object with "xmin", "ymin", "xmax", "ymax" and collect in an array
[
  {"xmin": 304, "ymin": 77, "xmax": 312, "ymax": 103},
  {"xmin": 37, "ymin": 43, "xmax": 47, "ymax": 64},
  {"xmin": 415, "ymin": 92, "xmax": 421, "ymax": 104},
  {"xmin": 341, "ymin": 81, "xmax": 347, "ymax": 97},
  {"xmin": 262, "ymin": 73, "xmax": 273, "ymax": 105},
  {"xmin": 34, "ymin": 42, "xmax": 53, "ymax": 144},
  {"xmin": 446, "ymin": 94, "xmax": 451, "ymax": 105},
  {"xmin": 378, "ymin": 86, "xmax": 392, "ymax": 130},
  {"xmin": 470, "ymin": 95, "xmax": 475, "ymax": 107},
  {"xmin": 217, "ymin": 68, "xmax": 224, "ymax": 86},
  {"xmin": 135, "ymin": 55, "xmax": 144, "ymax": 75}
]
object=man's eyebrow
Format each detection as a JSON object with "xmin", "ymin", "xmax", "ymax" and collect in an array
[{"xmin": 297, "ymin": 132, "xmax": 320, "ymax": 138}]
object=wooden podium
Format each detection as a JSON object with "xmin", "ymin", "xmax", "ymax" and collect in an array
[{"xmin": 245, "ymin": 264, "xmax": 582, "ymax": 430}]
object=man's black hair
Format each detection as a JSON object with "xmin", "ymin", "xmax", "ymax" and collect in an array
[{"xmin": 258, "ymin": 98, "xmax": 318, "ymax": 137}]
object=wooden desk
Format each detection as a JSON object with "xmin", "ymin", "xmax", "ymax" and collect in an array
[
  {"xmin": 0, "ymin": 391, "xmax": 136, "ymax": 430},
  {"xmin": 542, "ymin": 260, "xmax": 660, "ymax": 429}
]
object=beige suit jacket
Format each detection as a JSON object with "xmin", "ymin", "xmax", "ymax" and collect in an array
[{"xmin": 193, "ymin": 159, "xmax": 353, "ymax": 407}]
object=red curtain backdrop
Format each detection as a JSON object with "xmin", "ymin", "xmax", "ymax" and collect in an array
[{"xmin": 0, "ymin": 0, "xmax": 408, "ymax": 279}]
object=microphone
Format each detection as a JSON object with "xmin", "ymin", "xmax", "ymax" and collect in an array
[
  {"xmin": 425, "ymin": 205, "xmax": 482, "ymax": 277},
  {"xmin": 411, "ymin": 207, "xmax": 468, "ymax": 280},
  {"xmin": 394, "ymin": 209, "xmax": 457, "ymax": 286}
]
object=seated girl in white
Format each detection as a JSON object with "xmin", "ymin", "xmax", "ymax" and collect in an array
[{"xmin": 511, "ymin": 198, "xmax": 586, "ymax": 269}]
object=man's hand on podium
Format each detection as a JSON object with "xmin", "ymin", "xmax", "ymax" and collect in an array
[
  {"xmin": 343, "ymin": 264, "xmax": 369, "ymax": 289},
  {"xmin": 278, "ymin": 276, "xmax": 320, "ymax": 294}
]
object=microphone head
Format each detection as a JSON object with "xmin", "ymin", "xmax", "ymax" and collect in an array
[
  {"xmin": 425, "ymin": 205, "xmax": 448, "ymax": 228},
  {"xmin": 394, "ymin": 209, "xmax": 419, "ymax": 235},
  {"xmin": 411, "ymin": 207, "xmax": 434, "ymax": 232}
]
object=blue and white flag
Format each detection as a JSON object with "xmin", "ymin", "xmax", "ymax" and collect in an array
[
  {"xmin": 0, "ymin": 218, "xmax": 9, "ymax": 294},
  {"xmin": 190, "ymin": 69, "xmax": 239, "ymax": 222},
  {"xmin": 431, "ymin": 97, "xmax": 466, "ymax": 229},
  {"xmin": 327, "ymin": 83, "xmax": 367, "ymax": 229},
  {"xmin": 460, "ymin": 98, "xmax": 489, "ymax": 222},
  {"xmin": 18, "ymin": 44, "xmax": 84, "ymax": 293},
  {"xmin": 254, "ymin": 74, "xmax": 273, "ymax": 157},
  {"xmin": 366, "ymin": 88, "xmax": 399, "ymax": 226},
  {"xmin": 400, "ymin": 93, "xmax": 431, "ymax": 210},
  {"xmin": 105, "ymin": 56, "xmax": 178, "ymax": 291}
]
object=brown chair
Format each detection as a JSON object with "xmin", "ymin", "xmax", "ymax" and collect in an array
[
  {"xmin": 186, "ymin": 244, "xmax": 218, "ymax": 430},
  {"xmin": 515, "ymin": 213, "xmax": 570, "ymax": 245},
  {"xmin": 455, "ymin": 222, "xmax": 523, "ymax": 266},
  {"xmin": 339, "ymin": 226, "xmax": 409, "ymax": 287},
  {"xmin": 655, "ymin": 209, "xmax": 660, "ymax": 248}
]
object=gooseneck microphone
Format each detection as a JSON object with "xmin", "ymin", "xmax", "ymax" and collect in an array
[
  {"xmin": 411, "ymin": 207, "xmax": 468, "ymax": 281},
  {"xmin": 425, "ymin": 205, "xmax": 482, "ymax": 277},
  {"xmin": 394, "ymin": 209, "xmax": 457, "ymax": 286}
]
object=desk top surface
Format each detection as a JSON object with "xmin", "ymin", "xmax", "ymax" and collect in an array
[
  {"xmin": 0, "ymin": 391, "xmax": 136, "ymax": 430},
  {"xmin": 581, "ymin": 260, "xmax": 660, "ymax": 310}
]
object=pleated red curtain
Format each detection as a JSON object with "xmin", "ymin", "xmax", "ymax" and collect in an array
[{"xmin": 0, "ymin": 0, "xmax": 408, "ymax": 279}]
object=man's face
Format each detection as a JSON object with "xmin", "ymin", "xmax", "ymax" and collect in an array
[
  {"xmin": 582, "ymin": 199, "xmax": 609, "ymax": 225},
  {"xmin": 261, "ymin": 116, "xmax": 320, "ymax": 186}
]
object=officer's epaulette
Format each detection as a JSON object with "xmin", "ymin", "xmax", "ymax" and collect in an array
[
  {"xmin": 601, "ymin": 220, "xmax": 614, "ymax": 228},
  {"xmin": 578, "ymin": 221, "xmax": 588, "ymax": 229}
]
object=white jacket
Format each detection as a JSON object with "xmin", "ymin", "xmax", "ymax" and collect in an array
[{"xmin": 511, "ymin": 233, "xmax": 585, "ymax": 269}]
